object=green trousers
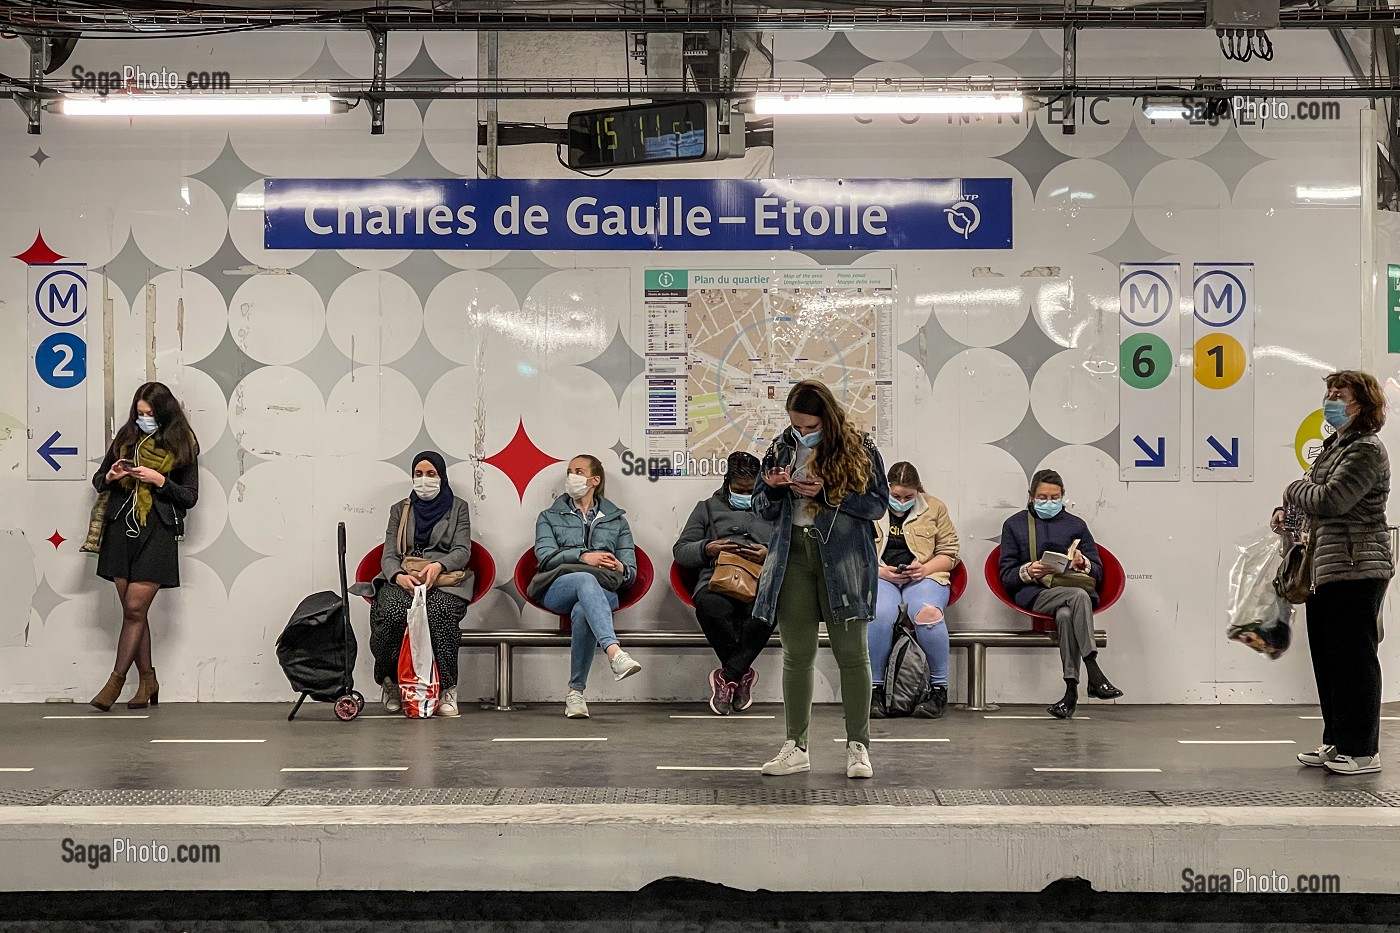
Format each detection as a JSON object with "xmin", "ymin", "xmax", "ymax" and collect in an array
[{"xmin": 777, "ymin": 528, "xmax": 872, "ymax": 748}]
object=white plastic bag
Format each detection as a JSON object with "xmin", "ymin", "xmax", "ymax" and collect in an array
[
  {"xmin": 397, "ymin": 585, "xmax": 440, "ymax": 718},
  {"xmin": 1226, "ymin": 532, "xmax": 1294, "ymax": 660}
]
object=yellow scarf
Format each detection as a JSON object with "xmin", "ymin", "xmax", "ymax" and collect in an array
[{"xmin": 120, "ymin": 437, "xmax": 176, "ymax": 526}]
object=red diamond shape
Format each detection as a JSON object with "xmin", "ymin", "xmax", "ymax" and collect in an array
[
  {"xmin": 47, "ymin": 530, "xmax": 66, "ymax": 550},
  {"xmin": 483, "ymin": 420, "xmax": 562, "ymax": 502},
  {"xmin": 14, "ymin": 232, "xmax": 65, "ymax": 266}
]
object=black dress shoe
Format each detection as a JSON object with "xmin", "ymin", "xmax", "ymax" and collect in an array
[
  {"xmin": 1047, "ymin": 700, "xmax": 1076, "ymax": 719},
  {"xmin": 1087, "ymin": 682, "xmax": 1124, "ymax": 700}
]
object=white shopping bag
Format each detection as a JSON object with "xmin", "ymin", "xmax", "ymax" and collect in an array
[{"xmin": 397, "ymin": 585, "xmax": 440, "ymax": 718}]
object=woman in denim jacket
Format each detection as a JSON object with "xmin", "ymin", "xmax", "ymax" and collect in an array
[
  {"xmin": 534, "ymin": 455, "xmax": 641, "ymax": 719},
  {"xmin": 751, "ymin": 381, "xmax": 889, "ymax": 780}
]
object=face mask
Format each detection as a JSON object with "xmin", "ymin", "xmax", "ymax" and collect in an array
[
  {"xmin": 564, "ymin": 473, "xmax": 592, "ymax": 500},
  {"xmin": 1033, "ymin": 500, "xmax": 1064, "ymax": 520},
  {"xmin": 888, "ymin": 496, "xmax": 915, "ymax": 513},
  {"xmin": 413, "ymin": 476, "xmax": 441, "ymax": 501},
  {"xmin": 729, "ymin": 493, "xmax": 753, "ymax": 510},
  {"xmin": 136, "ymin": 415, "xmax": 158, "ymax": 435},
  {"xmin": 792, "ymin": 426, "xmax": 822, "ymax": 448},
  {"xmin": 1323, "ymin": 400, "xmax": 1352, "ymax": 430}
]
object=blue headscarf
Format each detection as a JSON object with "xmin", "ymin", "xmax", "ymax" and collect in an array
[{"xmin": 409, "ymin": 450, "xmax": 454, "ymax": 550}]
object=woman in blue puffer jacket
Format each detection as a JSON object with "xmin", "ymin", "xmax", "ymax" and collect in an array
[{"xmin": 534, "ymin": 455, "xmax": 640, "ymax": 720}]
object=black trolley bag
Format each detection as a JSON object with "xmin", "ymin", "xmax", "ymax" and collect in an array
[{"xmin": 276, "ymin": 523, "xmax": 364, "ymax": 721}]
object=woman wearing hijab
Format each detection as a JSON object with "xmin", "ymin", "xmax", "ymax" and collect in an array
[{"xmin": 367, "ymin": 451, "xmax": 474, "ymax": 718}]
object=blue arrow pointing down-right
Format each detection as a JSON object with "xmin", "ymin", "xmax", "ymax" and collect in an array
[
  {"xmin": 1207, "ymin": 436, "xmax": 1240, "ymax": 468},
  {"xmin": 1132, "ymin": 435, "xmax": 1166, "ymax": 468}
]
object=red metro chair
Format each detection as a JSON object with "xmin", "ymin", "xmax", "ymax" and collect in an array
[
  {"xmin": 354, "ymin": 542, "xmax": 498, "ymax": 605},
  {"xmin": 983, "ymin": 544, "xmax": 1125, "ymax": 632},
  {"xmin": 514, "ymin": 547, "xmax": 655, "ymax": 631}
]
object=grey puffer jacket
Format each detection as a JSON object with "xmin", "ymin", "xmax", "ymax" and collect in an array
[{"xmin": 1286, "ymin": 429, "xmax": 1394, "ymax": 588}]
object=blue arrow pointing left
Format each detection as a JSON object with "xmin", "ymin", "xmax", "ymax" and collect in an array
[
  {"xmin": 1207, "ymin": 436, "xmax": 1240, "ymax": 468},
  {"xmin": 37, "ymin": 431, "xmax": 78, "ymax": 472}
]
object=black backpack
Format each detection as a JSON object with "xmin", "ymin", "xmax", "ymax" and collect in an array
[{"xmin": 881, "ymin": 604, "xmax": 931, "ymax": 716}]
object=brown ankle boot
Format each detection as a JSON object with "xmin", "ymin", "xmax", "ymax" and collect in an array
[
  {"xmin": 128, "ymin": 669, "xmax": 159, "ymax": 709},
  {"xmin": 90, "ymin": 673, "xmax": 126, "ymax": 711}
]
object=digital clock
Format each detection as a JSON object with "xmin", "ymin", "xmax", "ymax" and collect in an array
[{"xmin": 566, "ymin": 100, "xmax": 741, "ymax": 169}]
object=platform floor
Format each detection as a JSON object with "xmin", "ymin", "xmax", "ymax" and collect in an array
[
  {"xmin": 4, "ymin": 701, "xmax": 1400, "ymax": 894},
  {"xmin": 1, "ymin": 699, "xmax": 1398, "ymax": 798}
]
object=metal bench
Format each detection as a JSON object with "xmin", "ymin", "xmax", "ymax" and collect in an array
[{"xmin": 459, "ymin": 628, "xmax": 1107, "ymax": 712}]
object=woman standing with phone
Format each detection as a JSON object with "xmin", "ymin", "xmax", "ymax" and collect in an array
[
  {"xmin": 673, "ymin": 451, "xmax": 774, "ymax": 715},
  {"xmin": 752, "ymin": 381, "xmax": 888, "ymax": 779},
  {"xmin": 87, "ymin": 383, "xmax": 199, "ymax": 711}
]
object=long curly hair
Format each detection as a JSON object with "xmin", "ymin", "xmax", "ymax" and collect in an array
[{"xmin": 786, "ymin": 380, "xmax": 871, "ymax": 505}]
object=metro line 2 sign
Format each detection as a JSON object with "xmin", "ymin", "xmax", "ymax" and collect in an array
[{"xmin": 27, "ymin": 262, "xmax": 88, "ymax": 480}]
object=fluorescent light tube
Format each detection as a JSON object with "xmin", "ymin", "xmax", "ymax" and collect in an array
[
  {"xmin": 1295, "ymin": 185, "xmax": 1361, "ymax": 200},
  {"xmin": 1143, "ymin": 103, "xmax": 1191, "ymax": 120},
  {"xmin": 753, "ymin": 93, "xmax": 1024, "ymax": 116},
  {"xmin": 57, "ymin": 95, "xmax": 342, "ymax": 116}
]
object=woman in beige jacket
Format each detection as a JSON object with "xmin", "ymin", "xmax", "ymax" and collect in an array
[{"xmin": 867, "ymin": 461, "xmax": 960, "ymax": 718}]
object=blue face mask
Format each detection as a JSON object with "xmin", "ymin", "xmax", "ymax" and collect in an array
[
  {"xmin": 793, "ymin": 427, "xmax": 822, "ymax": 448},
  {"xmin": 888, "ymin": 496, "xmax": 915, "ymax": 513},
  {"xmin": 1323, "ymin": 400, "xmax": 1352, "ymax": 430},
  {"xmin": 136, "ymin": 415, "xmax": 158, "ymax": 435},
  {"xmin": 729, "ymin": 493, "xmax": 753, "ymax": 510},
  {"xmin": 1033, "ymin": 499, "xmax": 1064, "ymax": 520}
]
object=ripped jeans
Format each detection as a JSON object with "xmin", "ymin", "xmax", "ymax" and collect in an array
[{"xmin": 867, "ymin": 578, "xmax": 951, "ymax": 688}]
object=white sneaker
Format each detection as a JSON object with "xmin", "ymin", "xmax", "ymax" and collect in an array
[
  {"xmin": 381, "ymin": 677, "xmax": 401, "ymax": 714},
  {"xmin": 1297, "ymin": 744, "xmax": 1338, "ymax": 767},
  {"xmin": 435, "ymin": 686, "xmax": 459, "ymax": 718},
  {"xmin": 760, "ymin": 740, "xmax": 810, "ymax": 776},
  {"xmin": 847, "ymin": 741, "xmax": 874, "ymax": 779},
  {"xmin": 565, "ymin": 690, "xmax": 590, "ymax": 719},
  {"xmin": 1324, "ymin": 753, "xmax": 1382, "ymax": 775},
  {"xmin": 609, "ymin": 649, "xmax": 642, "ymax": 681}
]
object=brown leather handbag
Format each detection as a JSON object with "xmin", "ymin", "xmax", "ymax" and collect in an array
[
  {"xmin": 397, "ymin": 500, "xmax": 466, "ymax": 588},
  {"xmin": 1273, "ymin": 524, "xmax": 1314, "ymax": 605},
  {"xmin": 705, "ymin": 501, "xmax": 763, "ymax": 602}
]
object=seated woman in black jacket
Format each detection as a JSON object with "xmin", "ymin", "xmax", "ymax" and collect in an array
[
  {"xmin": 364, "ymin": 451, "xmax": 474, "ymax": 718},
  {"xmin": 673, "ymin": 452, "xmax": 774, "ymax": 715},
  {"xmin": 999, "ymin": 468, "xmax": 1122, "ymax": 719},
  {"xmin": 87, "ymin": 383, "xmax": 200, "ymax": 711}
]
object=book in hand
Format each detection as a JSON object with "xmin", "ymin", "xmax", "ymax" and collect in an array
[{"xmin": 1040, "ymin": 538, "xmax": 1082, "ymax": 574}]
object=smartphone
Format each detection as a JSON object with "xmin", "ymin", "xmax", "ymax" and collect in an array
[
  {"xmin": 116, "ymin": 459, "xmax": 136, "ymax": 471},
  {"xmin": 896, "ymin": 564, "xmax": 909, "ymax": 573}
]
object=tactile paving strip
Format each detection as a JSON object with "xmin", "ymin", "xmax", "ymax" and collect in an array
[
  {"xmin": 1370, "ymin": 791, "xmax": 1400, "ymax": 807},
  {"xmin": 0, "ymin": 789, "xmax": 63, "ymax": 806},
  {"xmin": 937, "ymin": 789, "xmax": 1164, "ymax": 807},
  {"xmin": 494, "ymin": 787, "xmax": 715, "ymax": 806},
  {"xmin": 269, "ymin": 788, "xmax": 500, "ymax": 806},
  {"xmin": 1153, "ymin": 789, "xmax": 1389, "ymax": 808},
  {"xmin": 50, "ymin": 789, "xmax": 281, "ymax": 807},
  {"xmin": 715, "ymin": 788, "xmax": 939, "ymax": 807}
]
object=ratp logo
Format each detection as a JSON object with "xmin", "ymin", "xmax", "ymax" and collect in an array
[{"xmin": 944, "ymin": 199, "xmax": 981, "ymax": 240}]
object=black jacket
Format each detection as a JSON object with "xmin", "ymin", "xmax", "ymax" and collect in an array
[{"xmin": 91, "ymin": 447, "xmax": 199, "ymax": 528}]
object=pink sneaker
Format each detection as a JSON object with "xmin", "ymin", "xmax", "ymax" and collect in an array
[
  {"xmin": 707, "ymin": 669, "xmax": 733, "ymax": 715},
  {"xmin": 732, "ymin": 669, "xmax": 758, "ymax": 712}
]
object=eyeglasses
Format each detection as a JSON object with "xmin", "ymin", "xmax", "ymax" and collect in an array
[{"xmin": 1033, "ymin": 495, "xmax": 1063, "ymax": 503}]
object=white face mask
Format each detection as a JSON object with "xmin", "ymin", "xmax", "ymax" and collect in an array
[
  {"xmin": 564, "ymin": 473, "xmax": 592, "ymax": 500},
  {"xmin": 413, "ymin": 476, "xmax": 441, "ymax": 500},
  {"xmin": 136, "ymin": 415, "xmax": 158, "ymax": 435}
]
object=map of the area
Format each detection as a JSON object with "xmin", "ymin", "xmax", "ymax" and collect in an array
[{"xmin": 642, "ymin": 268, "xmax": 894, "ymax": 474}]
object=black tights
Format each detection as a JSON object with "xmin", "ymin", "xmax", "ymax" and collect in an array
[{"xmin": 112, "ymin": 579, "xmax": 159, "ymax": 679}]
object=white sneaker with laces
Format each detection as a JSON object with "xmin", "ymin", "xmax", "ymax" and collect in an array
[
  {"xmin": 761, "ymin": 740, "xmax": 810, "ymax": 776},
  {"xmin": 1297, "ymin": 744, "xmax": 1338, "ymax": 767},
  {"xmin": 1324, "ymin": 753, "xmax": 1382, "ymax": 775},
  {"xmin": 610, "ymin": 649, "xmax": 642, "ymax": 681},
  {"xmin": 381, "ymin": 677, "xmax": 401, "ymax": 714},
  {"xmin": 847, "ymin": 741, "xmax": 874, "ymax": 779},
  {"xmin": 436, "ymin": 686, "xmax": 459, "ymax": 718},
  {"xmin": 565, "ymin": 690, "xmax": 590, "ymax": 719}
]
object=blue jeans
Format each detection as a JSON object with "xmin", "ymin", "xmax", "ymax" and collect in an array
[
  {"xmin": 868, "ymin": 578, "xmax": 951, "ymax": 688},
  {"xmin": 543, "ymin": 572, "xmax": 621, "ymax": 692}
]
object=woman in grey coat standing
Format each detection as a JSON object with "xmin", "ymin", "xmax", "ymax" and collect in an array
[
  {"xmin": 1275, "ymin": 371, "xmax": 1394, "ymax": 775},
  {"xmin": 364, "ymin": 451, "xmax": 474, "ymax": 718}
]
